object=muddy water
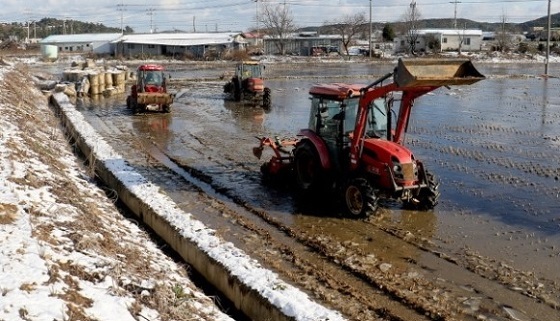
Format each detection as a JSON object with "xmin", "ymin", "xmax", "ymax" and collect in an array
[
  {"xmin": 169, "ymin": 62, "xmax": 560, "ymax": 277},
  {"xmin": 69, "ymin": 61, "xmax": 560, "ymax": 319}
]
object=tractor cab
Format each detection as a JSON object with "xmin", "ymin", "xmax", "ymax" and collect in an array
[
  {"xmin": 307, "ymin": 84, "xmax": 391, "ymax": 151},
  {"xmin": 236, "ymin": 61, "xmax": 264, "ymax": 80},
  {"xmin": 136, "ymin": 64, "xmax": 166, "ymax": 92},
  {"xmin": 309, "ymin": 93, "xmax": 390, "ymax": 141}
]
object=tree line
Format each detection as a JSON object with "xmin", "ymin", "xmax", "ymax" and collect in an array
[{"xmin": 0, "ymin": 18, "xmax": 131, "ymax": 41}]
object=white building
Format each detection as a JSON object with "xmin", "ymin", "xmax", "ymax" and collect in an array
[
  {"xmin": 394, "ymin": 29, "xmax": 483, "ymax": 53},
  {"xmin": 39, "ymin": 33, "xmax": 122, "ymax": 55}
]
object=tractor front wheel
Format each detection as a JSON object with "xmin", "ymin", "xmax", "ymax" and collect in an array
[
  {"xmin": 344, "ymin": 178, "xmax": 378, "ymax": 217},
  {"xmin": 294, "ymin": 141, "xmax": 323, "ymax": 194},
  {"xmin": 404, "ymin": 171, "xmax": 440, "ymax": 210}
]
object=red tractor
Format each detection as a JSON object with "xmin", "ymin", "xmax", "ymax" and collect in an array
[
  {"xmin": 224, "ymin": 61, "xmax": 271, "ymax": 108},
  {"xmin": 253, "ymin": 58, "xmax": 484, "ymax": 216},
  {"xmin": 127, "ymin": 64, "xmax": 173, "ymax": 113}
]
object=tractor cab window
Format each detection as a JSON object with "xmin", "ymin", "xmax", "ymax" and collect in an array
[
  {"xmin": 365, "ymin": 98, "xmax": 388, "ymax": 139},
  {"xmin": 309, "ymin": 97, "xmax": 343, "ymax": 138},
  {"xmin": 239, "ymin": 64, "xmax": 262, "ymax": 79},
  {"xmin": 143, "ymin": 70, "xmax": 163, "ymax": 85},
  {"xmin": 341, "ymin": 97, "xmax": 359, "ymax": 136}
]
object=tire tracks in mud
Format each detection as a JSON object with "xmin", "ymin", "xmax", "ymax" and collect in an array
[
  {"xmin": 83, "ymin": 107, "xmax": 426, "ymax": 321},
  {"xmin": 91, "ymin": 117, "xmax": 558, "ymax": 321},
  {"xmin": 158, "ymin": 147, "xmax": 560, "ymax": 321}
]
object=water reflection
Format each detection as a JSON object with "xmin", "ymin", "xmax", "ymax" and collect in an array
[
  {"xmin": 223, "ymin": 99, "xmax": 266, "ymax": 133},
  {"xmin": 132, "ymin": 113, "xmax": 172, "ymax": 146}
]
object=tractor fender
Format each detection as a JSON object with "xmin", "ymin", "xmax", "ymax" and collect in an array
[{"xmin": 297, "ymin": 129, "xmax": 332, "ymax": 170}]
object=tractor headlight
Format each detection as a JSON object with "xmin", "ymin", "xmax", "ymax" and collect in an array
[{"xmin": 392, "ymin": 160, "xmax": 404, "ymax": 180}]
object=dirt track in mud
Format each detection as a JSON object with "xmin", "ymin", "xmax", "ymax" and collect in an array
[{"xmin": 51, "ymin": 60, "xmax": 559, "ymax": 321}]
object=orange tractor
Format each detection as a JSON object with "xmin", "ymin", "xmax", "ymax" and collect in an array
[
  {"xmin": 127, "ymin": 64, "xmax": 174, "ymax": 113},
  {"xmin": 224, "ymin": 61, "xmax": 271, "ymax": 108},
  {"xmin": 253, "ymin": 58, "xmax": 484, "ymax": 216}
]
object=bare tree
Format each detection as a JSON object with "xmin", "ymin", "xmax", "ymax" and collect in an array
[
  {"xmin": 260, "ymin": 2, "xmax": 296, "ymax": 55},
  {"xmin": 401, "ymin": 1, "xmax": 421, "ymax": 54},
  {"xmin": 457, "ymin": 24, "xmax": 466, "ymax": 54},
  {"xmin": 325, "ymin": 13, "xmax": 367, "ymax": 55},
  {"xmin": 495, "ymin": 13, "xmax": 512, "ymax": 52}
]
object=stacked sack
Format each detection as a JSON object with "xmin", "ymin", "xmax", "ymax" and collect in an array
[{"xmin": 61, "ymin": 59, "xmax": 131, "ymax": 98}]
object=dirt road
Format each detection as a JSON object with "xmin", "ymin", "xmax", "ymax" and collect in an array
[{"xmin": 60, "ymin": 61, "xmax": 560, "ymax": 321}]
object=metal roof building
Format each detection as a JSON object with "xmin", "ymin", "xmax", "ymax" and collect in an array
[
  {"xmin": 39, "ymin": 33, "xmax": 122, "ymax": 54},
  {"xmin": 113, "ymin": 32, "xmax": 246, "ymax": 59}
]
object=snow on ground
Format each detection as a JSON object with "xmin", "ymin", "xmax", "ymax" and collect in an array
[
  {"xmin": 1, "ymin": 56, "xmax": 346, "ymax": 321},
  {"xmin": 1, "ymin": 51, "xmax": 558, "ymax": 321},
  {"xmin": 0, "ymin": 60, "xmax": 234, "ymax": 321}
]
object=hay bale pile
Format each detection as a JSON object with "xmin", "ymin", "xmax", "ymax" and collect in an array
[{"xmin": 62, "ymin": 59, "xmax": 131, "ymax": 98}]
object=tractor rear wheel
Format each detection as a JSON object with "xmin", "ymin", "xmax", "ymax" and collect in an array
[
  {"xmin": 263, "ymin": 88, "xmax": 271, "ymax": 109},
  {"xmin": 344, "ymin": 178, "xmax": 378, "ymax": 217},
  {"xmin": 294, "ymin": 141, "xmax": 323, "ymax": 194},
  {"xmin": 233, "ymin": 79, "xmax": 242, "ymax": 101},
  {"xmin": 405, "ymin": 171, "xmax": 440, "ymax": 210}
]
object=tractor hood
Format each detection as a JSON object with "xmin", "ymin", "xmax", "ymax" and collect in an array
[
  {"xmin": 361, "ymin": 138, "xmax": 419, "ymax": 185},
  {"xmin": 361, "ymin": 138, "xmax": 414, "ymax": 164}
]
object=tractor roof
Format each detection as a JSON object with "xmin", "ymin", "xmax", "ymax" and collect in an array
[
  {"xmin": 137, "ymin": 64, "xmax": 165, "ymax": 71},
  {"xmin": 309, "ymin": 83, "xmax": 363, "ymax": 100}
]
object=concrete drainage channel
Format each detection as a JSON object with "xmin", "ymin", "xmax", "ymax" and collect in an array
[{"xmin": 49, "ymin": 88, "xmax": 346, "ymax": 321}]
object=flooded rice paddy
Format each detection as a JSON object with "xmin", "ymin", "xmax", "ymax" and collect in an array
[{"xmin": 66, "ymin": 60, "xmax": 560, "ymax": 320}]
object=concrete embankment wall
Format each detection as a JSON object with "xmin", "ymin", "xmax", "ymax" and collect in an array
[{"xmin": 49, "ymin": 91, "xmax": 345, "ymax": 321}]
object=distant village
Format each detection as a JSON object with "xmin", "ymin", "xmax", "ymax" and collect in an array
[{"xmin": 1, "ymin": 16, "xmax": 558, "ymax": 61}]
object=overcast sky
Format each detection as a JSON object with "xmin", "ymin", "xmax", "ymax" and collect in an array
[{"xmin": 2, "ymin": 0, "xmax": 558, "ymax": 34}]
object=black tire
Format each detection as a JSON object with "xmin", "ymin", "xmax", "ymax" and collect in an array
[
  {"xmin": 134, "ymin": 104, "xmax": 146, "ymax": 114},
  {"xmin": 223, "ymin": 82, "xmax": 233, "ymax": 94},
  {"xmin": 233, "ymin": 78, "xmax": 242, "ymax": 101},
  {"xmin": 294, "ymin": 141, "xmax": 323, "ymax": 194},
  {"xmin": 405, "ymin": 171, "xmax": 440, "ymax": 210},
  {"xmin": 260, "ymin": 162, "xmax": 273, "ymax": 183},
  {"xmin": 162, "ymin": 104, "xmax": 171, "ymax": 113},
  {"xmin": 344, "ymin": 178, "xmax": 378, "ymax": 217},
  {"xmin": 263, "ymin": 88, "xmax": 271, "ymax": 109}
]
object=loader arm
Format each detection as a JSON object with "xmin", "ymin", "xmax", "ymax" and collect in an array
[
  {"xmin": 349, "ymin": 82, "xmax": 439, "ymax": 170},
  {"xmin": 349, "ymin": 58, "xmax": 485, "ymax": 171}
]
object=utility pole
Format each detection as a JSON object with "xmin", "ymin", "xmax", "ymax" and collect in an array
[
  {"xmin": 117, "ymin": 1, "xmax": 125, "ymax": 34},
  {"xmin": 369, "ymin": 0, "xmax": 372, "ymax": 58},
  {"xmin": 545, "ymin": 0, "xmax": 551, "ymax": 76},
  {"xmin": 255, "ymin": 0, "xmax": 259, "ymax": 34},
  {"xmin": 147, "ymin": 8, "xmax": 155, "ymax": 33},
  {"xmin": 450, "ymin": 0, "xmax": 461, "ymax": 29}
]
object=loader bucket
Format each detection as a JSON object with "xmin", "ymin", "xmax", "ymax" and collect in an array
[
  {"xmin": 137, "ymin": 92, "xmax": 173, "ymax": 105},
  {"xmin": 394, "ymin": 58, "xmax": 485, "ymax": 88}
]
